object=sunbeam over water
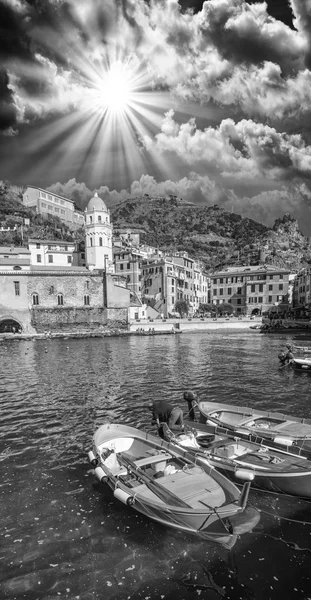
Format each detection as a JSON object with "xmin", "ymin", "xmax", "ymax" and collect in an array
[{"xmin": 0, "ymin": 331, "xmax": 311, "ymax": 600}]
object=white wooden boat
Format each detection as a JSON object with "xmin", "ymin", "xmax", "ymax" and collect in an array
[
  {"xmin": 161, "ymin": 423, "xmax": 311, "ymax": 498},
  {"xmin": 292, "ymin": 357, "xmax": 311, "ymax": 371},
  {"xmin": 293, "ymin": 345, "xmax": 311, "ymax": 353},
  {"xmin": 198, "ymin": 401, "xmax": 311, "ymax": 453},
  {"xmin": 88, "ymin": 423, "xmax": 260, "ymax": 549}
]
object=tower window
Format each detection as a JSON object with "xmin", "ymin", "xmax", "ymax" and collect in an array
[
  {"xmin": 99, "ymin": 237, "xmax": 103, "ymax": 246},
  {"xmin": 89, "ymin": 216, "xmax": 92, "ymax": 223},
  {"xmin": 57, "ymin": 294, "xmax": 64, "ymax": 306},
  {"xmin": 90, "ymin": 238, "xmax": 93, "ymax": 246},
  {"xmin": 14, "ymin": 281, "xmax": 20, "ymax": 296},
  {"xmin": 98, "ymin": 215, "xmax": 101, "ymax": 222},
  {"xmin": 84, "ymin": 295, "xmax": 90, "ymax": 306}
]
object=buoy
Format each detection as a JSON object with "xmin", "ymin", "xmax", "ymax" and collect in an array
[
  {"xmin": 274, "ymin": 436, "xmax": 293, "ymax": 447},
  {"xmin": 235, "ymin": 469, "xmax": 255, "ymax": 481},
  {"xmin": 95, "ymin": 466, "xmax": 108, "ymax": 483},
  {"xmin": 113, "ymin": 487, "xmax": 134, "ymax": 506},
  {"xmin": 88, "ymin": 450, "xmax": 99, "ymax": 467}
]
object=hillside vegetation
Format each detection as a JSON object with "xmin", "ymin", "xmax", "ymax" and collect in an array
[{"xmin": 1, "ymin": 181, "xmax": 311, "ymax": 272}]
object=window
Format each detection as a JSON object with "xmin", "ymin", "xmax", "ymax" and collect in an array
[
  {"xmin": 99, "ymin": 237, "xmax": 103, "ymax": 246},
  {"xmin": 67, "ymin": 256, "xmax": 72, "ymax": 263},
  {"xmin": 64, "ymin": 246, "xmax": 68, "ymax": 251},
  {"xmin": 98, "ymin": 215, "xmax": 102, "ymax": 222},
  {"xmin": 120, "ymin": 264, "xmax": 124, "ymax": 270},
  {"xmin": 37, "ymin": 254, "xmax": 41, "ymax": 263},
  {"xmin": 84, "ymin": 295, "xmax": 90, "ymax": 306},
  {"xmin": 279, "ymin": 284, "xmax": 283, "ymax": 291},
  {"xmin": 81, "ymin": 253, "xmax": 85, "ymax": 259},
  {"xmin": 48, "ymin": 255, "xmax": 53, "ymax": 263},
  {"xmin": 258, "ymin": 296, "xmax": 263, "ymax": 303},
  {"xmin": 237, "ymin": 287, "xmax": 242, "ymax": 294},
  {"xmin": 279, "ymin": 274, "xmax": 283, "ymax": 280},
  {"xmin": 219, "ymin": 278, "xmax": 223, "ymax": 284},
  {"xmin": 251, "ymin": 285, "xmax": 255, "ymax": 292},
  {"xmin": 228, "ymin": 287, "xmax": 232, "ymax": 295},
  {"xmin": 259, "ymin": 284, "xmax": 263, "ymax": 292},
  {"xmin": 269, "ymin": 284, "xmax": 273, "ymax": 291},
  {"xmin": 268, "ymin": 296, "xmax": 272, "ymax": 302},
  {"xmin": 57, "ymin": 294, "xmax": 64, "ymax": 306},
  {"xmin": 36, "ymin": 243, "xmax": 40, "ymax": 249},
  {"xmin": 61, "ymin": 209, "xmax": 65, "ymax": 215},
  {"xmin": 219, "ymin": 288, "xmax": 223, "ymax": 296},
  {"xmin": 86, "ymin": 281, "xmax": 89, "ymax": 290},
  {"xmin": 237, "ymin": 299, "xmax": 241, "ymax": 305},
  {"xmin": 89, "ymin": 216, "xmax": 92, "ymax": 223},
  {"xmin": 14, "ymin": 281, "xmax": 20, "ymax": 296},
  {"xmin": 32, "ymin": 293, "xmax": 39, "ymax": 305},
  {"xmin": 90, "ymin": 238, "xmax": 93, "ymax": 247},
  {"xmin": 213, "ymin": 289, "xmax": 217, "ymax": 295},
  {"xmin": 269, "ymin": 275, "xmax": 274, "ymax": 280},
  {"xmin": 127, "ymin": 262, "xmax": 130, "ymax": 269},
  {"xmin": 49, "ymin": 286, "xmax": 54, "ymax": 294}
]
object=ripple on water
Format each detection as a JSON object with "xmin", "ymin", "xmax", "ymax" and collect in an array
[{"xmin": 0, "ymin": 332, "xmax": 311, "ymax": 599}]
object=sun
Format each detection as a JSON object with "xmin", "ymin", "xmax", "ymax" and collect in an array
[{"xmin": 96, "ymin": 61, "xmax": 133, "ymax": 113}]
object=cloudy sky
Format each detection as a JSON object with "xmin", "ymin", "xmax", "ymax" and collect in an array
[{"xmin": 1, "ymin": 0, "xmax": 311, "ymax": 232}]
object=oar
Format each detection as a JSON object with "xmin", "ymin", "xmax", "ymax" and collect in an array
[{"xmin": 117, "ymin": 453, "xmax": 191, "ymax": 508}]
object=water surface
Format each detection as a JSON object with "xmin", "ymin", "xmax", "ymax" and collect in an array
[{"xmin": 0, "ymin": 331, "xmax": 311, "ymax": 600}]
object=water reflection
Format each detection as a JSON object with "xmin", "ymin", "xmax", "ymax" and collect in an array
[{"xmin": 0, "ymin": 332, "xmax": 311, "ymax": 599}]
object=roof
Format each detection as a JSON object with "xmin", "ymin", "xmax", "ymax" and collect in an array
[
  {"xmin": 28, "ymin": 239, "xmax": 75, "ymax": 246},
  {"xmin": 30, "ymin": 265, "xmax": 88, "ymax": 272},
  {"xmin": 212, "ymin": 265, "xmax": 290, "ymax": 276},
  {"xmin": 87, "ymin": 192, "xmax": 108, "ymax": 212},
  {"xmin": 0, "ymin": 246, "xmax": 30, "ymax": 255},
  {"xmin": 0, "ymin": 258, "xmax": 30, "ymax": 266}
]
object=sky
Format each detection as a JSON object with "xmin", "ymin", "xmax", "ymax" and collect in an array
[{"xmin": 1, "ymin": 0, "xmax": 311, "ymax": 233}]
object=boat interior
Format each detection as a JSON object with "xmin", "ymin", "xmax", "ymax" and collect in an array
[{"xmin": 97, "ymin": 435, "xmax": 232, "ymax": 508}]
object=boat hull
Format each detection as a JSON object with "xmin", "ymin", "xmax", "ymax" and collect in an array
[
  {"xmin": 89, "ymin": 423, "xmax": 260, "ymax": 548},
  {"xmin": 162, "ymin": 423, "xmax": 311, "ymax": 499}
]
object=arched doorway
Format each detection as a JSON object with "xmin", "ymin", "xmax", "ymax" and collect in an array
[
  {"xmin": 251, "ymin": 308, "xmax": 261, "ymax": 316},
  {"xmin": 0, "ymin": 317, "xmax": 23, "ymax": 334}
]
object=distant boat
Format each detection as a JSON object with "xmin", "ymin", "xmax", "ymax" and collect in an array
[
  {"xmin": 88, "ymin": 423, "xmax": 259, "ymax": 549},
  {"xmin": 160, "ymin": 422, "xmax": 311, "ymax": 499},
  {"xmin": 198, "ymin": 401, "xmax": 311, "ymax": 453},
  {"xmin": 292, "ymin": 357, "xmax": 311, "ymax": 371}
]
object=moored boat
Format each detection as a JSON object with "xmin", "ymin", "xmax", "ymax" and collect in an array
[
  {"xmin": 161, "ymin": 422, "xmax": 311, "ymax": 498},
  {"xmin": 292, "ymin": 357, "xmax": 311, "ymax": 371},
  {"xmin": 88, "ymin": 423, "xmax": 260, "ymax": 549},
  {"xmin": 198, "ymin": 401, "xmax": 311, "ymax": 453}
]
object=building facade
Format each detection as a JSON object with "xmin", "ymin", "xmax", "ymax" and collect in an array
[
  {"xmin": 141, "ymin": 252, "xmax": 209, "ymax": 317},
  {"xmin": 211, "ymin": 265, "xmax": 290, "ymax": 315},
  {"xmin": 28, "ymin": 239, "xmax": 76, "ymax": 267},
  {"xmin": 23, "ymin": 186, "xmax": 84, "ymax": 229},
  {"xmin": 85, "ymin": 193, "xmax": 113, "ymax": 271}
]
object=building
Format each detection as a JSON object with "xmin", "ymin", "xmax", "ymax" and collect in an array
[
  {"xmin": 113, "ymin": 243, "xmax": 143, "ymax": 298},
  {"xmin": 84, "ymin": 193, "xmax": 113, "ymax": 271},
  {"xmin": 293, "ymin": 268, "xmax": 311, "ymax": 307},
  {"xmin": 28, "ymin": 239, "xmax": 76, "ymax": 267},
  {"xmin": 211, "ymin": 265, "xmax": 290, "ymax": 315},
  {"xmin": 0, "ymin": 246, "xmax": 31, "ymax": 271},
  {"xmin": 141, "ymin": 252, "xmax": 209, "ymax": 317},
  {"xmin": 22, "ymin": 186, "xmax": 84, "ymax": 229}
]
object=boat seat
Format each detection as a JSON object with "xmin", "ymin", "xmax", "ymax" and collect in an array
[{"xmin": 134, "ymin": 454, "xmax": 172, "ymax": 468}]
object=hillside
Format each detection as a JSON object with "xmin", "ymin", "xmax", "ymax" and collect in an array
[
  {"xmin": 0, "ymin": 181, "xmax": 84, "ymax": 245},
  {"xmin": 1, "ymin": 181, "xmax": 311, "ymax": 272},
  {"xmin": 111, "ymin": 196, "xmax": 311, "ymax": 271}
]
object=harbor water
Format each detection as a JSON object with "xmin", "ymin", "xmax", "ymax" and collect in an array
[{"xmin": 0, "ymin": 331, "xmax": 311, "ymax": 600}]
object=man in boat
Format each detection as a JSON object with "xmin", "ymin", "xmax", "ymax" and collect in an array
[
  {"xmin": 183, "ymin": 390, "xmax": 198, "ymax": 421},
  {"xmin": 150, "ymin": 400, "xmax": 185, "ymax": 439}
]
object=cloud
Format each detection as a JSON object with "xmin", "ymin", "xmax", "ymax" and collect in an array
[{"xmin": 143, "ymin": 110, "xmax": 311, "ymax": 182}]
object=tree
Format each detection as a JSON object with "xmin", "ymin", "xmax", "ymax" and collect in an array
[
  {"xmin": 216, "ymin": 303, "xmax": 234, "ymax": 315},
  {"xmin": 174, "ymin": 299, "xmax": 190, "ymax": 317}
]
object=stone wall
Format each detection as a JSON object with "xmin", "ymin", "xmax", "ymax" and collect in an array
[
  {"xmin": 27, "ymin": 272, "xmax": 104, "ymax": 308},
  {"xmin": 31, "ymin": 306, "xmax": 128, "ymax": 333}
]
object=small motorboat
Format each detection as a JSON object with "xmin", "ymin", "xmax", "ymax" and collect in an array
[
  {"xmin": 88, "ymin": 423, "xmax": 260, "ymax": 549},
  {"xmin": 292, "ymin": 345, "xmax": 311, "ymax": 353},
  {"xmin": 161, "ymin": 422, "xmax": 311, "ymax": 498},
  {"xmin": 198, "ymin": 401, "xmax": 311, "ymax": 453}
]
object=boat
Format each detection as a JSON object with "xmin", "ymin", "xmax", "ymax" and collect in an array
[
  {"xmin": 292, "ymin": 345, "xmax": 311, "ymax": 353},
  {"xmin": 88, "ymin": 423, "xmax": 260, "ymax": 549},
  {"xmin": 292, "ymin": 357, "xmax": 311, "ymax": 371},
  {"xmin": 161, "ymin": 422, "xmax": 311, "ymax": 498},
  {"xmin": 198, "ymin": 401, "xmax": 311, "ymax": 453}
]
